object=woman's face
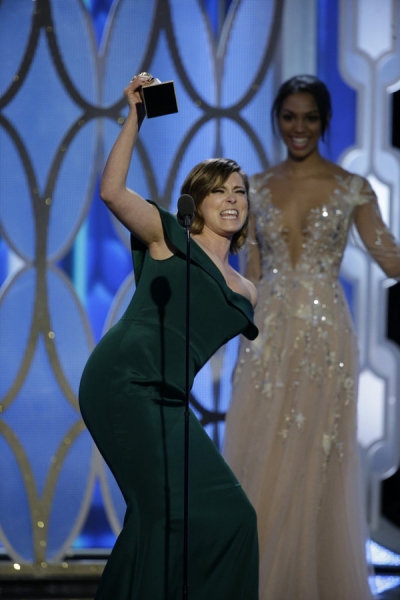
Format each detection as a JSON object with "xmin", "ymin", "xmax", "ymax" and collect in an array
[
  {"xmin": 199, "ymin": 172, "xmax": 248, "ymax": 239},
  {"xmin": 277, "ymin": 92, "xmax": 322, "ymax": 160}
]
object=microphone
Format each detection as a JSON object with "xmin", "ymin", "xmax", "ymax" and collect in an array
[{"xmin": 177, "ymin": 194, "xmax": 195, "ymax": 228}]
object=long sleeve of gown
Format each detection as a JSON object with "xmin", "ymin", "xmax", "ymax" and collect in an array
[{"xmin": 353, "ymin": 177, "xmax": 400, "ymax": 279}]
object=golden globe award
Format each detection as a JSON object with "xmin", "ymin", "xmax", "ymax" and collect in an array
[{"xmin": 138, "ymin": 73, "xmax": 179, "ymax": 119}]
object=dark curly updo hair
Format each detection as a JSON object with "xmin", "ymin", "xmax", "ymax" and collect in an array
[
  {"xmin": 271, "ymin": 74, "xmax": 332, "ymax": 139},
  {"xmin": 180, "ymin": 158, "xmax": 249, "ymax": 254}
]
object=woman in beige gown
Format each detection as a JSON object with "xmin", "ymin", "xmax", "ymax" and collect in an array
[{"xmin": 223, "ymin": 75, "xmax": 400, "ymax": 600}]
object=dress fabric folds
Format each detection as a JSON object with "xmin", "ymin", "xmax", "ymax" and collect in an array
[
  {"xmin": 79, "ymin": 203, "xmax": 259, "ymax": 600},
  {"xmin": 223, "ymin": 172, "xmax": 398, "ymax": 600}
]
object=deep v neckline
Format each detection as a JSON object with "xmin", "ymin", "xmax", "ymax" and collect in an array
[{"xmin": 261, "ymin": 173, "xmax": 346, "ymax": 270}]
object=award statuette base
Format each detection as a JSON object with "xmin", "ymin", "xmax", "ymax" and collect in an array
[{"xmin": 141, "ymin": 80, "xmax": 178, "ymax": 119}]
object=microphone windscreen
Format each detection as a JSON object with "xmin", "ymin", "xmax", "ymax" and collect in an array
[
  {"xmin": 177, "ymin": 194, "xmax": 195, "ymax": 227},
  {"xmin": 178, "ymin": 194, "xmax": 195, "ymax": 216}
]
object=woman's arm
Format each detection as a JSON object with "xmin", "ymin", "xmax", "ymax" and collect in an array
[
  {"xmin": 354, "ymin": 179, "xmax": 400, "ymax": 279},
  {"xmin": 244, "ymin": 212, "xmax": 262, "ymax": 285},
  {"xmin": 100, "ymin": 76, "xmax": 168, "ymax": 254}
]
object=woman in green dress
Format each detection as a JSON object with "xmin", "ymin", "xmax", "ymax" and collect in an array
[{"xmin": 79, "ymin": 74, "xmax": 259, "ymax": 599}]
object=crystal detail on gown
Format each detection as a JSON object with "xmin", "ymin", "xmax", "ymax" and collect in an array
[{"xmin": 224, "ymin": 172, "xmax": 400, "ymax": 599}]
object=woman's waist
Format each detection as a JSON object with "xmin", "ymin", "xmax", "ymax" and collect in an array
[
  {"xmin": 258, "ymin": 271, "xmax": 341, "ymax": 298},
  {"xmin": 106, "ymin": 318, "xmax": 203, "ymax": 387},
  {"xmin": 256, "ymin": 275, "xmax": 349, "ymax": 325},
  {"xmin": 262, "ymin": 269, "xmax": 339, "ymax": 283}
]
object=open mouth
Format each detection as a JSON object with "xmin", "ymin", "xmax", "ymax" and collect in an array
[
  {"xmin": 220, "ymin": 209, "xmax": 239, "ymax": 218},
  {"xmin": 291, "ymin": 137, "xmax": 308, "ymax": 147}
]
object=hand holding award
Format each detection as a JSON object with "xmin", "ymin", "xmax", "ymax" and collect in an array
[{"xmin": 131, "ymin": 71, "xmax": 178, "ymax": 119}]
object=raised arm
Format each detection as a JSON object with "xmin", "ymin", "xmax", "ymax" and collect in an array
[
  {"xmin": 100, "ymin": 75, "xmax": 168, "ymax": 255},
  {"xmin": 353, "ymin": 178, "xmax": 400, "ymax": 279}
]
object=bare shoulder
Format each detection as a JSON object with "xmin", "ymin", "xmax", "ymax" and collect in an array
[
  {"xmin": 250, "ymin": 167, "xmax": 275, "ymax": 189},
  {"xmin": 328, "ymin": 162, "xmax": 352, "ymax": 178},
  {"xmin": 330, "ymin": 163, "xmax": 373, "ymax": 192},
  {"xmin": 248, "ymin": 277, "xmax": 258, "ymax": 308},
  {"xmin": 237, "ymin": 271, "xmax": 258, "ymax": 308},
  {"xmin": 257, "ymin": 164, "xmax": 284, "ymax": 180},
  {"xmin": 322, "ymin": 161, "xmax": 368, "ymax": 184}
]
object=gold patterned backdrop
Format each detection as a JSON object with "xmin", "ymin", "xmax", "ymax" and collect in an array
[
  {"xmin": 1, "ymin": 0, "xmax": 399, "ymax": 582},
  {"xmin": 0, "ymin": 0, "xmax": 284, "ymax": 575}
]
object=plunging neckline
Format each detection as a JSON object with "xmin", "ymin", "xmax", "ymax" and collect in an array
[{"xmin": 260, "ymin": 173, "xmax": 347, "ymax": 269}]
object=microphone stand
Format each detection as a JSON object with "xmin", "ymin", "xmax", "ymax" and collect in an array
[
  {"xmin": 177, "ymin": 194, "xmax": 194, "ymax": 599},
  {"xmin": 182, "ymin": 213, "xmax": 191, "ymax": 600}
]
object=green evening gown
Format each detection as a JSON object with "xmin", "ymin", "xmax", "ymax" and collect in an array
[{"xmin": 79, "ymin": 202, "xmax": 259, "ymax": 599}]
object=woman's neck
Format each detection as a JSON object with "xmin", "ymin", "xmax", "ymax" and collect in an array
[
  {"xmin": 283, "ymin": 150, "xmax": 328, "ymax": 178},
  {"xmin": 192, "ymin": 228, "xmax": 231, "ymax": 265}
]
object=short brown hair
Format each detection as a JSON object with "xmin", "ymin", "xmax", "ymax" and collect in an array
[{"xmin": 180, "ymin": 158, "xmax": 249, "ymax": 254}]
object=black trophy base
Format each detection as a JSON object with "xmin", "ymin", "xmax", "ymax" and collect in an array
[{"xmin": 142, "ymin": 81, "xmax": 178, "ymax": 118}]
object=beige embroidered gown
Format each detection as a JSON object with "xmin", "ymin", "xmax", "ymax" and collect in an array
[{"xmin": 223, "ymin": 172, "xmax": 400, "ymax": 600}]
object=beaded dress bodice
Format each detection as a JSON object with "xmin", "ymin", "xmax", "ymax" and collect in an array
[
  {"xmin": 252, "ymin": 173, "xmax": 372, "ymax": 281},
  {"xmin": 246, "ymin": 173, "xmax": 378, "ymax": 333}
]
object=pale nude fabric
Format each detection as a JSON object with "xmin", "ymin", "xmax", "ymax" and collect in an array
[{"xmin": 224, "ymin": 172, "xmax": 400, "ymax": 600}]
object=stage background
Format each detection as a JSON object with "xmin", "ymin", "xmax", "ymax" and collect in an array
[{"xmin": 0, "ymin": 0, "xmax": 399, "ymax": 591}]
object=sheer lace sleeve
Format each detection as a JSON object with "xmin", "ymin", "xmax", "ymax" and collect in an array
[
  {"xmin": 241, "ymin": 173, "xmax": 263, "ymax": 284},
  {"xmin": 353, "ymin": 177, "xmax": 400, "ymax": 279}
]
